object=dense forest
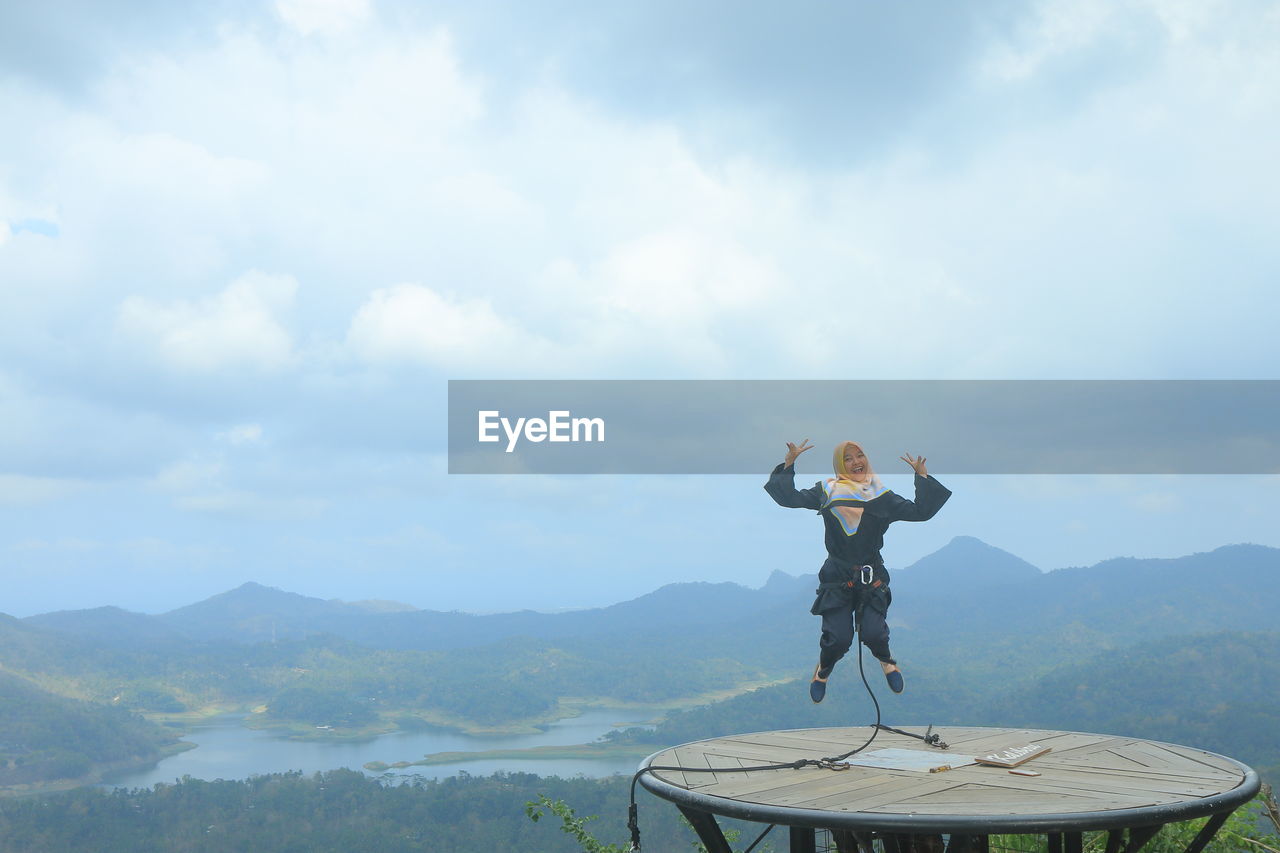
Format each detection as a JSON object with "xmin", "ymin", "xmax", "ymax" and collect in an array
[
  {"xmin": 0, "ymin": 770, "xmax": 694, "ymax": 853},
  {"xmin": 0, "ymin": 671, "xmax": 181, "ymax": 788},
  {"xmin": 2, "ymin": 608, "xmax": 777, "ymax": 732},
  {"xmin": 0, "ymin": 770, "xmax": 1273, "ymax": 853}
]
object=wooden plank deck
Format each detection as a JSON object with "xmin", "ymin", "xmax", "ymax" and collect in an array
[{"xmin": 645, "ymin": 726, "xmax": 1251, "ymax": 819}]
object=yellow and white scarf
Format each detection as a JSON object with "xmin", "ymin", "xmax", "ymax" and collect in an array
[{"xmin": 823, "ymin": 440, "xmax": 889, "ymax": 536}]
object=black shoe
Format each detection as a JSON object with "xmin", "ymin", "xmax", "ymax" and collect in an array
[
  {"xmin": 884, "ymin": 667, "xmax": 904, "ymax": 694},
  {"xmin": 810, "ymin": 664, "xmax": 831, "ymax": 703}
]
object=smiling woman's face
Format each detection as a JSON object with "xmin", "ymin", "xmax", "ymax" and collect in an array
[{"xmin": 843, "ymin": 446, "xmax": 869, "ymax": 482}]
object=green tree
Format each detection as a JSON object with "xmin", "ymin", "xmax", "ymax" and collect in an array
[{"xmin": 526, "ymin": 796, "xmax": 630, "ymax": 853}]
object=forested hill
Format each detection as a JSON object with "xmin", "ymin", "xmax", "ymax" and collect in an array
[
  {"xmin": 21, "ymin": 539, "xmax": 1280, "ymax": 653},
  {"xmin": 1001, "ymin": 630, "xmax": 1280, "ymax": 775},
  {"xmin": 25, "ymin": 578, "xmax": 805, "ymax": 650},
  {"xmin": 608, "ymin": 630, "xmax": 1280, "ymax": 781},
  {"xmin": 892, "ymin": 541, "xmax": 1280, "ymax": 642},
  {"xmin": 24, "ymin": 606, "xmax": 188, "ymax": 649},
  {"xmin": 0, "ymin": 770, "xmax": 700, "ymax": 853},
  {"xmin": 0, "ymin": 670, "xmax": 179, "ymax": 788},
  {"xmin": 157, "ymin": 578, "xmax": 795, "ymax": 649}
]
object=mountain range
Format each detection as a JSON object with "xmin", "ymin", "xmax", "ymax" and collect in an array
[
  {"xmin": 21, "ymin": 536, "xmax": 1278, "ymax": 653},
  {"xmin": 4, "ymin": 535, "xmax": 1279, "ymax": 790}
]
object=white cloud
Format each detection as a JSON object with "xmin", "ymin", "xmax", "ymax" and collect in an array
[
  {"xmin": 2, "ymin": 1, "xmax": 1278, "ymax": 389},
  {"xmin": 1132, "ymin": 491, "xmax": 1181, "ymax": 513},
  {"xmin": 218, "ymin": 423, "xmax": 265, "ymax": 446},
  {"xmin": 363, "ymin": 522, "xmax": 463, "ymax": 552},
  {"xmin": 13, "ymin": 5, "xmax": 1271, "ymax": 385},
  {"xmin": 276, "ymin": 0, "xmax": 372, "ymax": 36},
  {"xmin": 152, "ymin": 458, "xmax": 224, "ymax": 493},
  {"xmin": 346, "ymin": 283, "xmax": 551, "ymax": 369},
  {"xmin": 2, "ymin": 0, "xmax": 1280, "ymax": 616},
  {"xmin": 0, "ymin": 474, "xmax": 87, "ymax": 506},
  {"xmin": 116, "ymin": 271, "xmax": 298, "ymax": 373},
  {"xmin": 595, "ymin": 230, "xmax": 777, "ymax": 320},
  {"xmin": 151, "ymin": 453, "xmax": 326, "ymax": 519},
  {"xmin": 980, "ymin": 0, "xmax": 1119, "ymax": 83},
  {"xmin": 176, "ymin": 490, "xmax": 328, "ymax": 519}
]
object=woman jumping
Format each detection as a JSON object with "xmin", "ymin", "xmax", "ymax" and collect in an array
[{"xmin": 765, "ymin": 440, "xmax": 951, "ymax": 703}]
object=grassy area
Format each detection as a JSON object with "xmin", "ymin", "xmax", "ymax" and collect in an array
[
  {"xmin": 324, "ymin": 675, "xmax": 801, "ymax": 740},
  {"xmin": 363, "ymin": 741, "xmax": 656, "ymax": 772},
  {"xmin": 194, "ymin": 680, "xmax": 786, "ymax": 742},
  {"xmin": 353, "ymin": 678, "xmax": 800, "ymax": 767},
  {"xmin": 240, "ymin": 703, "xmax": 401, "ymax": 741},
  {"xmin": 142, "ymin": 703, "xmax": 251, "ymax": 727}
]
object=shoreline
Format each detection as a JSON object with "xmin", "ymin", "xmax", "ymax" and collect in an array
[
  {"xmin": 0, "ymin": 676, "xmax": 795, "ymax": 794},
  {"xmin": 160, "ymin": 676, "xmax": 791, "ymax": 741},
  {"xmin": 0, "ymin": 741, "xmax": 198, "ymax": 798},
  {"xmin": 364, "ymin": 741, "xmax": 655, "ymax": 772}
]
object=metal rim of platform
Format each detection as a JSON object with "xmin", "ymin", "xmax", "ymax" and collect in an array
[{"xmin": 637, "ymin": 728, "xmax": 1262, "ymax": 835}]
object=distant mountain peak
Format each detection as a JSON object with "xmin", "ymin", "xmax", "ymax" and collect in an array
[
  {"xmin": 934, "ymin": 535, "xmax": 1007, "ymax": 552},
  {"xmin": 897, "ymin": 535, "xmax": 1041, "ymax": 590},
  {"xmin": 1205, "ymin": 542, "xmax": 1270, "ymax": 556},
  {"xmin": 229, "ymin": 581, "xmax": 288, "ymax": 595},
  {"xmin": 205, "ymin": 582, "xmax": 328, "ymax": 607},
  {"xmin": 762, "ymin": 569, "xmax": 798, "ymax": 589}
]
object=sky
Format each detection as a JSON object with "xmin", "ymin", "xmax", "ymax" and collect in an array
[{"xmin": 2, "ymin": 0, "xmax": 1279, "ymax": 617}]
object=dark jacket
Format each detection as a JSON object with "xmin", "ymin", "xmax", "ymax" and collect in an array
[{"xmin": 764, "ymin": 463, "xmax": 951, "ymax": 614}]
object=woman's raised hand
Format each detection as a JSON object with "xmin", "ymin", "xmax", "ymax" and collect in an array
[
  {"xmin": 900, "ymin": 453, "xmax": 928, "ymax": 478},
  {"xmin": 784, "ymin": 439, "xmax": 814, "ymax": 467}
]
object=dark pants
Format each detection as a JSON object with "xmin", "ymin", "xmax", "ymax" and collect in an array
[{"xmin": 818, "ymin": 566, "xmax": 894, "ymax": 671}]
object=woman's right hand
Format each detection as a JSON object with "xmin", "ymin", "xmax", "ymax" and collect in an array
[{"xmin": 784, "ymin": 439, "xmax": 814, "ymax": 467}]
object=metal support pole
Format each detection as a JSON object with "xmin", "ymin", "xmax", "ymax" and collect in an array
[
  {"xmin": 831, "ymin": 829, "xmax": 859, "ymax": 853},
  {"xmin": 1066, "ymin": 832, "xmax": 1083, "ymax": 853},
  {"xmin": 1048, "ymin": 832, "xmax": 1063, "ymax": 853},
  {"xmin": 947, "ymin": 834, "xmax": 987, "ymax": 853},
  {"xmin": 1123, "ymin": 825, "xmax": 1163, "ymax": 853},
  {"xmin": 1183, "ymin": 808, "xmax": 1238, "ymax": 853},
  {"xmin": 790, "ymin": 825, "xmax": 817, "ymax": 853},
  {"xmin": 1105, "ymin": 830, "xmax": 1125, "ymax": 853},
  {"xmin": 676, "ymin": 805, "xmax": 733, "ymax": 853}
]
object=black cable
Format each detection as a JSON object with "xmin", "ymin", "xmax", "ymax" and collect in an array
[
  {"xmin": 819, "ymin": 618, "xmax": 881, "ymax": 762},
  {"xmin": 627, "ymin": 612, "xmax": 887, "ymax": 851},
  {"xmin": 876, "ymin": 723, "xmax": 949, "ymax": 750}
]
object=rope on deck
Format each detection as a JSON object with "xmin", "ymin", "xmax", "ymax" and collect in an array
[{"xmin": 625, "ymin": 619, "xmax": 946, "ymax": 852}]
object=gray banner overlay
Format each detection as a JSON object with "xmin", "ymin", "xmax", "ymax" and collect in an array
[{"xmin": 447, "ymin": 380, "xmax": 1279, "ymax": 474}]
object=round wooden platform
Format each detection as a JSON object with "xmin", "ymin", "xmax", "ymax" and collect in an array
[{"xmin": 638, "ymin": 726, "xmax": 1260, "ymax": 834}]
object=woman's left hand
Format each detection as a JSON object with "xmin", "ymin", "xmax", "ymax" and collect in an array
[{"xmin": 900, "ymin": 453, "xmax": 928, "ymax": 478}]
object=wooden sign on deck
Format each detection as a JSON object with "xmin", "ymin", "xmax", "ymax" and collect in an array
[{"xmin": 975, "ymin": 743, "xmax": 1051, "ymax": 768}]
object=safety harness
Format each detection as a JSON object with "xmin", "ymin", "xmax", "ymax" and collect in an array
[{"xmin": 816, "ymin": 563, "xmax": 884, "ymax": 592}]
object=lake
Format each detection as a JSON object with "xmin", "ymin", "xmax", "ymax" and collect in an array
[{"xmin": 103, "ymin": 709, "xmax": 652, "ymax": 789}]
